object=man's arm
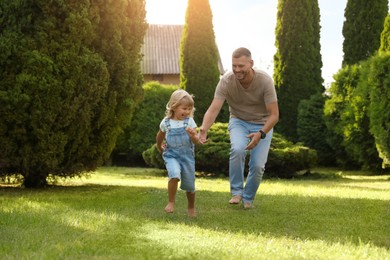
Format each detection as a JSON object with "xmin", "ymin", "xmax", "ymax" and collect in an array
[
  {"xmin": 199, "ymin": 98, "xmax": 225, "ymax": 143},
  {"xmin": 260, "ymin": 101, "xmax": 279, "ymax": 134}
]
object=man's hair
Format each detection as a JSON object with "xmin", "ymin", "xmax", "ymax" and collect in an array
[{"xmin": 232, "ymin": 47, "xmax": 252, "ymax": 59}]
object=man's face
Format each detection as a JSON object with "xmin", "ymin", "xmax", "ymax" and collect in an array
[{"xmin": 232, "ymin": 56, "xmax": 253, "ymax": 81}]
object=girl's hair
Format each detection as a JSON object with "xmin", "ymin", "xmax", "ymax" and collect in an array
[{"xmin": 165, "ymin": 89, "xmax": 195, "ymax": 118}]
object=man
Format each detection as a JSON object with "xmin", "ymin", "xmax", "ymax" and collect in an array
[{"xmin": 199, "ymin": 47, "xmax": 279, "ymax": 209}]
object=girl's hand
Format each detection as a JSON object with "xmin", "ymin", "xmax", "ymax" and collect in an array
[
  {"xmin": 157, "ymin": 143, "xmax": 166, "ymax": 153},
  {"xmin": 186, "ymin": 127, "xmax": 197, "ymax": 137},
  {"xmin": 186, "ymin": 127, "xmax": 200, "ymax": 144}
]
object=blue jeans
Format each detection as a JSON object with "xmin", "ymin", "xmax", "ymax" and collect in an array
[{"xmin": 228, "ymin": 117, "xmax": 273, "ymax": 204}]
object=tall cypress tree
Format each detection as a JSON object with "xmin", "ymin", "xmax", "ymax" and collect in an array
[
  {"xmin": 273, "ymin": 0, "xmax": 324, "ymax": 141},
  {"xmin": 180, "ymin": 0, "xmax": 221, "ymax": 123},
  {"xmin": 0, "ymin": 0, "xmax": 147, "ymax": 187},
  {"xmin": 342, "ymin": 0, "xmax": 388, "ymax": 66},
  {"xmin": 379, "ymin": 14, "xmax": 390, "ymax": 52}
]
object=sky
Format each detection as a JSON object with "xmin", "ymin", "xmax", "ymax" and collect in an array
[{"xmin": 145, "ymin": 0, "xmax": 347, "ymax": 87}]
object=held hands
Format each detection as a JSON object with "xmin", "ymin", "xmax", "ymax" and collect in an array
[
  {"xmin": 198, "ymin": 128, "xmax": 208, "ymax": 144},
  {"xmin": 245, "ymin": 132, "xmax": 262, "ymax": 150}
]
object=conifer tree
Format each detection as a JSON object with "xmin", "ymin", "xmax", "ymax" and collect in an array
[
  {"xmin": 273, "ymin": 0, "xmax": 324, "ymax": 141},
  {"xmin": 0, "ymin": 0, "xmax": 147, "ymax": 187},
  {"xmin": 379, "ymin": 14, "xmax": 390, "ymax": 52},
  {"xmin": 342, "ymin": 0, "xmax": 388, "ymax": 66},
  {"xmin": 180, "ymin": 0, "xmax": 221, "ymax": 123}
]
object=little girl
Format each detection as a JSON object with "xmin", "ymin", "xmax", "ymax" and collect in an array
[{"xmin": 156, "ymin": 89, "xmax": 200, "ymax": 217}]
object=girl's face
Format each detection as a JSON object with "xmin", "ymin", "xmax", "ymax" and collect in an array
[{"xmin": 172, "ymin": 104, "xmax": 192, "ymax": 120}]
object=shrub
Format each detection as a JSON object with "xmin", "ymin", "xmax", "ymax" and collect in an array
[
  {"xmin": 142, "ymin": 144, "xmax": 165, "ymax": 169},
  {"xmin": 143, "ymin": 122, "xmax": 317, "ymax": 178},
  {"xmin": 113, "ymin": 82, "xmax": 178, "ymax": 165},
  {"xmin": 297, "ymin": 93, "xmax": 336, "ymax": 166},
  {"xmin": 0, "ymin": 0, "xmax": 147, "ymax": 187},
  {"xmin": 363, "ymin": 52, "xmax": 390, "ymax": 168}
]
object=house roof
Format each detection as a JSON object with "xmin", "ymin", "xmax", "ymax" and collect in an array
[
  {"xmin": 141, "ymin": 24, "xmax": 225, "ymax": 75},
  {"xmin": 141, "ymin": 24, "xmax": 182, "ymax": 75}
]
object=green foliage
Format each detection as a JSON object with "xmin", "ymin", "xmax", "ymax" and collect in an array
[
  {"xmin": 273, "ymin": 0, "xmax": 324, "ymax": 141},
  {"xmin": 324, "ymin": 61, "xmax": 386, "ymax": 171},
  {"xmin": 297, "ymin": 93, "xmax": 335, "ymax": 165},
  {"xmin": 364, "ymin": 53, "xmax": 390, "ymax": 168},
  {"xmin": 142, "ymin": 144, "xmax": 165, "ymax": 170},
  {"xmin": 324, "ymin": 65, "xmax": 362, "ymax": 168},
  {"xmin": 114, "ymin": 82, "xmax": 178, "ymax": 164},
  {"xmin": 143, "ymin": 123, "xmax": 317, "ymax": 178},
  {"xmin": 180, "ymin": 0, "xmax": 222, "ymax": 123},
  {"xmin": 342, "ymin": 0, "xmax": 388, "ymax": 66},
  {"xmin": 0, "ymin": 0, "xmax": 147, "ymax": 187},
  {"xmin": 342, "ymin": 62, "xmax": 382, "ymax": 170},
  {"xmin": 380, "ymin": 15, "xmax": 390, "ymax": 52}
]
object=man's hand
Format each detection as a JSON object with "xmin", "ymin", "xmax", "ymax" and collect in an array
[
  {"xmin": 245, "ymin": 132, "xmax": 261, "ymax": 150},
  {"xmin": 198, "ymin": 127, "xmax": 208, "ymax": 144}
]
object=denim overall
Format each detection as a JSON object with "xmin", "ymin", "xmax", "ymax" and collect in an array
[{"xmin": 162, "ymin": 118, "xmax": 195, "ymax": 192}]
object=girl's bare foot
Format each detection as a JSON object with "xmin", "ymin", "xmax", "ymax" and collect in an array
[
  {"xmin": 188, "ymin": 208, "xmax": 196, "ymax": 217},
  {"xmin": 229, "ymin": 195, "xmax": 242, "ymax": 204},
  {"xmin": 165, "ymin": 202, "xmax": 174, "ymax": 213}
]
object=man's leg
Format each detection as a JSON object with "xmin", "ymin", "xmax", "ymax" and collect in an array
[
  {"xmin": 228, "ymin": 118, "xmax": 249, "ymax": 203},
  {"xmin": 243, "ymin": 128, "xmax": 273, "ymax": 207}
]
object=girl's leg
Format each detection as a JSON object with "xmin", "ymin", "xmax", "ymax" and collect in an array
[
  {"xmin": 186, "ymin": 191, "xmax": 196, "ymax": 217},
  {"xmin": 165, "ymin": 178, "xmax": 179, "ymax": 213}
]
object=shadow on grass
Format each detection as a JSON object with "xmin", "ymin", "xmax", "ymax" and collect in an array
[{"xmin": 1, "ymin": 180, "xmax": 389, "ymax": 254}]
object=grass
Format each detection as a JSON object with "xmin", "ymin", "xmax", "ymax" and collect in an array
[{"xmin": 1, "ymin": 167, "xmax": 389, "ymax": 259}]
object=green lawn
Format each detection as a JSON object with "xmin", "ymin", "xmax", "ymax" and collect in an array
[{"xmin": 1, "ymin": 167, "xmax": 389, "ymax": 259}]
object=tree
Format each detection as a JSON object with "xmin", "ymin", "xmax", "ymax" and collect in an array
[
  {"xmin": 297, "ymin": 93, "xmax": 335, "ymax": 166},
  {"xmin": 323, "ymin": 66, "xmax": 361, "ymax": 169},
  {"xmin": 0, "ymin": 0, "xmax": 147, "ymax": 187},
  {"xmin": 365, "ymin": 53, "xmax": 390, "ymax": 168},
  {"xmin": 342, "ymin": 0, "xmax": 388, "ymax": 66},
  {"xmin": 273, "ymin": 0, "xmax": 324, "ymax": 141},
  {"xmin": 339, "ymin": 63, "xmax": 383, "ymax": 171},
  {"xmin": 379, "ymin": 14, "xmax": 390, "ymax": 52},
  {"xmin": 180, "ymin": 0, "xmax": 221, "ymax": 123},
  {"xmin": 324, "ymin": 62, "xmax": 385, "ymax": 171}
]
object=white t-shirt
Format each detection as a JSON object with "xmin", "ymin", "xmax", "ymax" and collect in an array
[{"xmin": 159, "ymin": 117, "xmax": 197, "ymax": 133}]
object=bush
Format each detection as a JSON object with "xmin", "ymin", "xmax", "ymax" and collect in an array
[
  {"xmin": 297, "ymin": 93, "xmax": 336, "ymax": 166},
  {"xmin": 142, "ymin": 144, "xmax": 165, "ymax": 169},
  {"xmin": 112, "ymin": 82, "xmax": 178, "ymax": 165},
  {"xmin": 365, "ymin": 52, "xmax": 390, "ymax": 168},
  {"xmin": 143, "ymin": 122, "xmax": 317, "ymax": 178},
  {"xmin": 0, "ymin": 0, "xmax": 147, "ymax": 187}
]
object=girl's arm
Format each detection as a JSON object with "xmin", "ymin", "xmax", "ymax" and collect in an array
[{"xmin": 156, "ymin": 130, "xmax": 166, "ymax": 153}]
